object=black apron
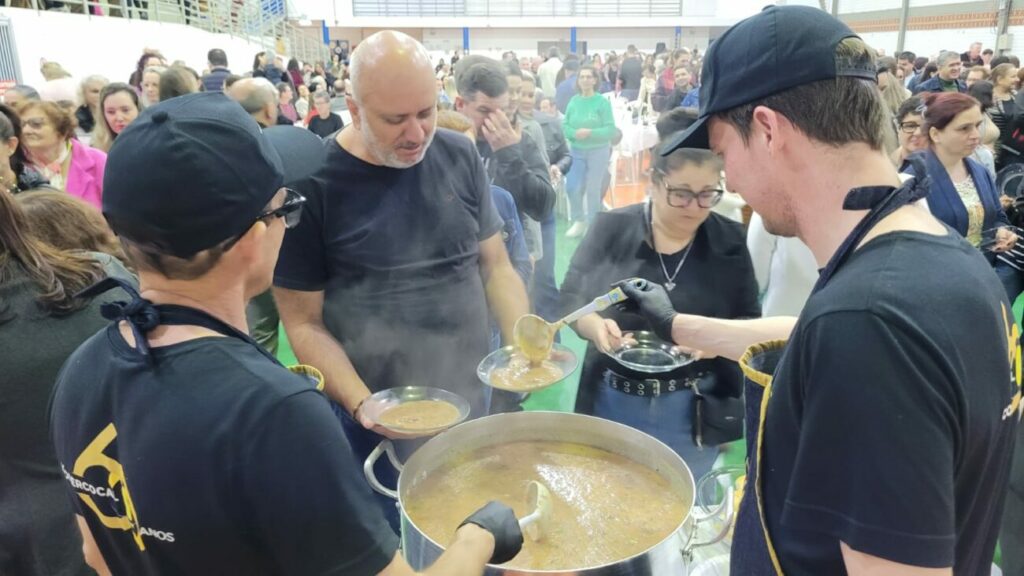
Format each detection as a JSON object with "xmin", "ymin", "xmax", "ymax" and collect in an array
[
  {"xmin": 731, "ymin": 167, "xmax": 931, "ymax": 574},
  {"xmin": 76, "ymin": 277, "xmax": 324, "ymax": 389}
]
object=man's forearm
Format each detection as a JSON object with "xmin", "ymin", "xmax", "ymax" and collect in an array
[
  {"xmin": 486, "ymin": 264, "xmax": 530, "ymax": 344},
  {"xmin": 286, "ymin": 320, "xmax": 371, "ymax": 413},
  {"xmin": 420, "ymin": 525, "xmax": 494, "ymax": 576},
  {"xmin": 671, "ymin": 314, "xmax": 798, "ymax": 362}
]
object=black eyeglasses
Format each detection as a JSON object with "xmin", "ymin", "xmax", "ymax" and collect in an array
[
  {"xmin": 663, "ymin": 185, "xmax": 724, "ymax": 209},
  {"xmin": 256, "ymin": 188, "xmax": 306, "ymax": 229},
  {"xmin": 898, "ymin": 121, "xmax": 922, "ymax": 135}
]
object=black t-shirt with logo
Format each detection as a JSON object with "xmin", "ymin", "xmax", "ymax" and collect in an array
[
  {"xmin": 49, "ymin": 328, "xmax": 399, "ymax": 575},
  {"xmin": 757, "ymin": 230, "xmax": 1018, "ymax": 574}
]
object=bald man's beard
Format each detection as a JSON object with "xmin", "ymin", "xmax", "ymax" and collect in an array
[{"xmin": 360, "ymin": 121, "xmax": 435, "ymax": 169}]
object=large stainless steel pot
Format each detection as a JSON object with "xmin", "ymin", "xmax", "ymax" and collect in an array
[{"xmin": 364, "ymin": 411, "xmax": 733, "ymax": 575}]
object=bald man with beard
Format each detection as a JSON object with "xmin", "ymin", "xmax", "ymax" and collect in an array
[{"xmin": 273, "ymin": 31, "xmax": 531, "ymax": 527}]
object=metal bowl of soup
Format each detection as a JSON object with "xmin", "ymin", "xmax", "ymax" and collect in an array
[
  {"xmin": 364, "ymin": 412, "xmax": 733, "ymax": 575},
  {"xmin": 477, "ymin": 344, "xmax": 579, "ymax": 393}
]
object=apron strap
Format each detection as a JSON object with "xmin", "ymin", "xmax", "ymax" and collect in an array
[{"xmin": 75, "ymin": 277, "xmax": 281, "ymax": 366}]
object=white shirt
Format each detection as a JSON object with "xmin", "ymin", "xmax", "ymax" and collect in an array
[
  {"xmin": 537, "ymin": 58, "xmax": 562, "ymax": 99},
  {"xmin": 746, "ymin": 213, "xmax": 819, "ymax": 317}
]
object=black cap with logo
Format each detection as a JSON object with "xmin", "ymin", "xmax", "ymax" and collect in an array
[
  {"xmin": 102, "ymin": 92, "xmax": 324, "ymax": 258},
  {"xmin": 662, "ymin": 5, "xmax": 877, "ymax": 154}
]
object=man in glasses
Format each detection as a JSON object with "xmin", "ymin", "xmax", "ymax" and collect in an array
[{"xmin": 50, "ymin": 93, "xmax": 522, "ymax": 575}]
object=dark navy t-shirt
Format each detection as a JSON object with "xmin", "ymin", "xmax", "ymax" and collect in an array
[
  {"xmin": 274, "ymin": 129, "xmax": 503, "ymax": 416},
  {"xmin": 50, "ymin": 330, "xmax": 399, "ymax": 575},
  {"xmin": 744, "ymin": 229, "xmax": 1018, "ymax": 575}
]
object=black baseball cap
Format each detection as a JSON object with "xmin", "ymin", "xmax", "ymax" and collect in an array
[
  {"xmin": 103, "ymin": 92, "xmax": 324, "ymax": 258},
  {"xmin": 662, "ymin": 5, "xmax": 877, "ymax": 154}
]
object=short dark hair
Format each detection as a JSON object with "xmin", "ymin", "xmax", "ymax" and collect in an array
[
  {"xmin": 715, "ymin": 37, "xmax": 888, "ymax": 151},
  {"xmin": 159, "ymin": 66, "xmax": 198, "ymax": 101},
  {"xmin": 656, "ymin": 107, "xmax": 699, "ymax": 140},
  {"xmin": 913, "ymin": 56, "xmax": 929, "ymax": 69},
  {"xmin": 207, "ymin": 48, "xmax": 228, "ymax": 67},
  {"xmin": 968, "ymin": 80, "xmax": 994, "ymax": 109},
  {"xmin": 7, "ymin": 85, "xmax": 39, "ymax": 101},
  {"xmin": 1009, "ymin": 55, "xmax": 1021, "ymax": 67},
  {"xmin": 896, "ymin": 95, "xmax": 922, "ymax": 123},
  {"xmin": 898, "ymin": 51, "xmax": 916, "ymax": 62},
  {"xmin": 652, "ymin": 140, "xmax": 723, "ymax": 179},
  {"xmin": 983, "ymin": 48, "xmax": 994, "ymax": 56},
  {"xmin": 563, "ymin": 59, "xmax": 580, "ymax": 73},
  {"xmin": 504, "ymin": 60, "xmax": 522, "ymax": 78},
  {"xmin": 223, "ymin": 74, "xmax": 241, "ymax": 89},
  {"xmin": 275, "ymin": 81, "xmax": 292, "ymax": 95},
  {"xmin": 121, "ymin": 236, "xmax": 233, "ymax": 280},
  {"xmin": 456, "ymin": 59, "xmax": 508, "ymax": 100},
  {"xmin": 990, "ymin": 55, "xmax": 1011, "ymax": 68}
]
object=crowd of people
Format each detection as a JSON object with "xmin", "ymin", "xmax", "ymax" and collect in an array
[{"xmin": 0, "ymin": 8, "xmax": 1022, "ymax": 576}]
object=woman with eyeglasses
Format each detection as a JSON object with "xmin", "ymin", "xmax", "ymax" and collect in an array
[
  {"xmin": 891, "ymin": 96, "xmax": 928, "ymax": 169},
  {"xmin": 904, "ymin": 91, "xmax": 1023, "ymax": 301},
  {"xmin": 15, "ymin": 100, "xmax": 106, "ymax": 211},
  {"xmin": 560, "ymin": 142, "xmax": 760, "ymax": 478}
]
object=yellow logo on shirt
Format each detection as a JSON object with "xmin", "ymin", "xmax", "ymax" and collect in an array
[
  {"xmin": 1002, "ymin": 304, "xmax": 1022, "ymax": 422},
  {"xmin": 64, "ymin": 423, "xmax": 175, "ymax": 550}
]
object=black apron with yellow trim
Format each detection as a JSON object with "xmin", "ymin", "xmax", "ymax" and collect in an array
[{"xmin": 728, "ymin": 163, "xmax": 932, "ymax": 574}]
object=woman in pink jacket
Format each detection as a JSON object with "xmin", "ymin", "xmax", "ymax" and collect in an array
[{"xmin": 16, "ymin": 100, "xmax": 105, "ymax": 210}]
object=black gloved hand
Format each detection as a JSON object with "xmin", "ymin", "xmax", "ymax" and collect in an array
[
  {"xmin": 614, "ymin": 278, "xmax": 677, "ymax": 343},
  {"xmin": 458, "ymin": 501, "xmax": 524, "ymax": 565}
]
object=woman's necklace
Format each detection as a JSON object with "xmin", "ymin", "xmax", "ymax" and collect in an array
[{"xmin": 657, "ymin": 241, "xmax": 694, "ymax": 291}]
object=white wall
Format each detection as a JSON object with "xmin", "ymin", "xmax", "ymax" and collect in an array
[
  {"xmin": 0, "ymin": 8, "xmax": 273, "ymax": 89},
  {"xmin": 420, "ymin": 26, "xmax": 711, "ymax": 57},
  {"xmin": 857, "ymin": 27, "xmax": 998, "ymax": 59}
]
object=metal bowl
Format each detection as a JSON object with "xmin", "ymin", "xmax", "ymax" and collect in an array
[
  {"xmin": 362, "ymin": 386, "xmax": 470, "ymax": 436},
  {"xmin": 606, "ymin": 331, "xmax": 694, "ymax": 373},
  {"xmin": 477, "ymin": 343, "xmax": 579, "ymax": 392}
]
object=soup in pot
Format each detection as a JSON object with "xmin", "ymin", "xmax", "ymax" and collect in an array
[{"xmin": 404, "ymin": 441, "xmax": 688, "ymax": 570}]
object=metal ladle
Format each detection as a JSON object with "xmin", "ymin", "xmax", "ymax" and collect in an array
[
  {"xmin": 518, "ymin": 480, "xmax": 553, "ymax": 542},
  {"xmin": 513, "ymin": 282, "xmax": 639, "ymax": 364}
]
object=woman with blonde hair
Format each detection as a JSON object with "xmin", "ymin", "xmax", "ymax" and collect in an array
[
  {"xmin": 90, "ymin": 83, "xmax": 139, "ymax": 154},
  {"xmin": 75, "ymin": 75, "xmax": 108, "ymax": 134}
]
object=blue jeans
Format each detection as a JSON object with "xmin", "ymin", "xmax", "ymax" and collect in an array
[
  {"xmin": 593, "ymin": 376, "xmax": 719, "ymax": 480},
  {"xmin": 567, "ymin": 145, "xmax": 612, "ymax": 223},
  {"xmin": 995, "ymin": 260, "xmax": 1024, "ymax": 305}
]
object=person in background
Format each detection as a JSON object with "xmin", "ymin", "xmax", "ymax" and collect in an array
[
  {"xmin": 897, "ymin": 51, "xmax": 917, "ymax": 85},
  {"xmin": 966, "ymin": 65, "xmax": 989, "ymax": 88},
  {"xmin": 908, "ymin": 91, "xmax": 1021, "ymax": 301},
  {"xmin": 890, "ymin": 96, "xmax": 927, "ymax": 168},
  {"xmin": 201, "ymin": 48, "xmax": 231, "ymax": 93},
  {"xmin": 537, "ymin": 46, "xmax": 562, "ymax": 99},
  {"xmin": 307, "ymin": 90, "xmax": 343, "ymax": 138},
  {"xmin": 962, "ymin": 41, "xmax": 985, "ymax": 67},
  {"xmin": 990, "ymin": 63, "xmax": 1020, "ymax": 169},
  {"xmin": 159, "ymin": 65, "xmax": 199, "ymax": 101},
  {"xmin": 3, "ymin": 85, "xmax": 39, "ymax": 108},
  {"xmin": 90, "ymin": 83, "xmax": 139, "ymax": 154},
  {"xmin": 0, "ymin": 188, "xmax": 132, "ymax": 576},
  {"xmin": 140, "ymin": 65, "xmax": 165, "ymax": 107},
  {"xmin": 554, "ymin": 58, "xmax": 580, "ymax": 114},
  {"xmin": 228, "ymin": 77, "xmax": 291, "ymax": 127},
  {"xmin": 128, "ymin": 49, "xmax": 166, "ymax": 95},
  {"xmin": 563, "ymin": 65, "xmax": 616, "ymax": 238},
  {"xmin": 295, "ymin": 83, "xmax": 311, "ymax": 119},
  {"xmin": 16, "ymin": 189, "xmax": 128, "ymax": 267},
  {"xmin": 906, "ymin": 55, "xmax": 928, "ymax": 90},
  {"xmin": 251, "ymin": 50, "xmax": 267, "ymax": 77},
  {"xmin": 983, "ymin": 48, "xmax": 995, "ymax": 67},
  {"xmin": 520, "ymin": 80, "xmax": 568, "ymax": 327},
  {"xmin": 17, "ymin": 100, "xmax": 105, "ymax": 210},
  {"xmin": 968, "ymin": 80, "xmax": 1000, "ymax": 169},
  {"xmin": 618, "ymin": 44, "xmax": 643, "ymax": 101},
  {"xmin": 276, "ymin": 81, "xmax": 298, "ymax": 123},
  {"xmin": 223, "ymin": 74, "xmax": 241, "ymax": 91},
  {"xmin": 37, "ymin": 75, "xmax": 79, "ymax": 123},
  {"xmin": 914, "ymin": 50, "xmax": 966, "ymax": 94},
  {"xmin": 561, "ymin": 142, "xmax": 758, "ymax": 479},
  {"xmin": 636, "ymin": 65, "xmax": 658, "ymax": 116},
  {"xmin": 287, "ymin": 57, "xmax": 304, "ymax": 89},
  {"xmin": 274, "ymin": 31, "xmax": 530, "ymax": 530},
  {"xmin": 75, "ymin": 75, "xmax": 107, "ymax": 134},
  {"xmin": 0, "ymin": 104, "xmax": 47, "ymax": 194}
]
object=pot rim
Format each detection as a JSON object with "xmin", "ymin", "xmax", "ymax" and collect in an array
[{"xmin": 397, "ymin": 411, "xmax": 697, "ymax": 572}]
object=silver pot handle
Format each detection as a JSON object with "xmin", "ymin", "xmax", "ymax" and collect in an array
[
  {"xmin": 363, "ymin": 440, "xmax": 403, "ymax": 500},
  {"xmin": 681, "ymin": 467, "xmax": 740, "ymax": 555}
]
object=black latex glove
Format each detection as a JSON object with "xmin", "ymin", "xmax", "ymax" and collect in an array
[
  {"xmin": 458, "ymin": 501, "xmax": 524, "ymax": 565},
  {"xmin": 614, "ymin": 278, "xmax": 677, "ymax": 343}
]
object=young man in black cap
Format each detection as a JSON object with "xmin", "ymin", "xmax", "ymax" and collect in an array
[
  {"xmin": 620, "ymin": 6, "xmax": 1019, "ymax": 575},
  {"xmin": 49, "ymin": 92, "xmax": 522, "ymax": 575}
]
